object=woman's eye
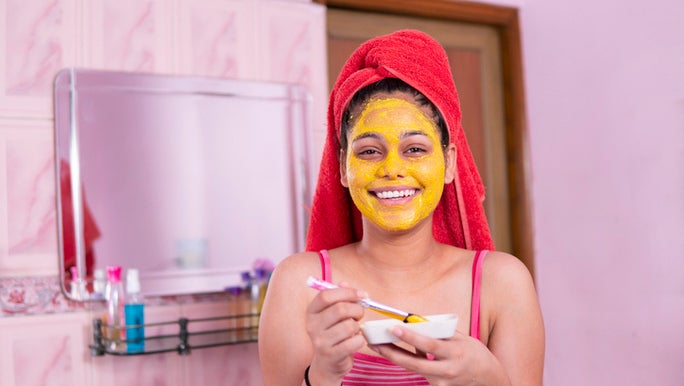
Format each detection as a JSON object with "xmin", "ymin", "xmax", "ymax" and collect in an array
[
  {"xmin": 405, "ymin": 146, "xmax": 427, "ymax": 154},
  {"xmin": 357, "ymin": 148, "xmax": 380, "ymax": 156}
]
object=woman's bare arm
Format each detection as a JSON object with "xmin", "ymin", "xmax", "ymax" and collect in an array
[
  {"xmin": 484, "ymin": 251, "xmax": 545, "ymax": 386},
  {"xmin": 258, "ymin": 254, "xmax": 315, "ymax": 386},
  {"xmin": 259, "ymin": 251, "xmax": 368, "ymax": 386}
]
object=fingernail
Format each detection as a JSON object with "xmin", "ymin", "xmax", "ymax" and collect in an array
[
  {"xmin": 357, "ymin": 290, "xmax": 368, "ymax": 298},
  {"xmin": 392, "ymin": 326, "xmax": 403, "ymax": 337},
  {"xmin": 426, "ymin": 353, "xmax": 435, "ymax": 361}
]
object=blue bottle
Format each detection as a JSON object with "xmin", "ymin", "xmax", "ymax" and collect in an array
[{"xmin": 124, "ymin": 268, "xmax": 145, "ymax": 353}]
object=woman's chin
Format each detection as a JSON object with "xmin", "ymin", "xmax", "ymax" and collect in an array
[{"xmin": 370, "ymin": 215, "xmax": 430, "ymax": 233}]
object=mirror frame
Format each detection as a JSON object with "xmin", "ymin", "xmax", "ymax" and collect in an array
[{"xmin": 54, "ymin": 68, "xmax": 314, "ymax": 301}]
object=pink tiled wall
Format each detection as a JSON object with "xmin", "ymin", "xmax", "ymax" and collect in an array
[{"xmin": 0, "ymin": 0, "xmax": 326, "ymax": 385}]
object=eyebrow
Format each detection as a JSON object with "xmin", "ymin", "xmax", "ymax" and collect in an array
[{"xmin": 351, "ymin": 130, "xmax": 428, "ymax": 144}]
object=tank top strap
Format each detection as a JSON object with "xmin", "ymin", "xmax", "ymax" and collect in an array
[
  {"xmin": 318, "ymin": 249, "xmax": 332, "ymax": 281},
  {"xmin": 470, "ymin": 250, "xmax": 488, "ymax": 341}
]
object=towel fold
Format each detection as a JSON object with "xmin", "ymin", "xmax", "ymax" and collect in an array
[{"xmin": 306, "ymin": 29, "xmax": 494, "ymax": 252}]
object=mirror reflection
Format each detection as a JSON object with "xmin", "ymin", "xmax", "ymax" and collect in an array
[{"xmin": 54, "ymin": 69, "xmax": 314, "ymax": 300}]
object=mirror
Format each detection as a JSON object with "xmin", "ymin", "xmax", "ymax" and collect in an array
[{"xmin": 54, "ymin": 68, "xmax": 314, "ymax": 300}]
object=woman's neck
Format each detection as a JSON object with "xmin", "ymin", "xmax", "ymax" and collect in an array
[{"xmin": 348, "ymin": 217, "xmax": 453, "ymax": 292}]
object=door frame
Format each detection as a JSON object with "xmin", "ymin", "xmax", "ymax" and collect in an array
[{"xmin": 314, "ymin": 0, "xmax": 535, "ymax": 278}]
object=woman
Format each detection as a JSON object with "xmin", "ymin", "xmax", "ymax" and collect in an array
[{"xmin": 259, "ymin": 29, "xmax": 544, "ymax": 385}]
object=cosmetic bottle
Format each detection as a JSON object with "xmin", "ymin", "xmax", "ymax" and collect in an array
[
  {"xmin": 104, "ymin": 266, "xmax": 126, "ymax": 350},
  {"xmin": 254, "ymin": 267, "xmax": 272, "ymax": 313},
  {"xmin": 69, "ymin": 266, "xmax": 87, "ymax": 300},
  {"xmin": 124, "ymin": 268, "xmax": 145, "ymax": 353},
  {"xmin": 241, "ymin": 271, "xmax": 260, "ymax": 338},
  {"xmin": 226, "ymin": 286, "xmax": 245, "ymax": 340},
  {"xmin": 251, "ymin": 258, "xmax": 275, "ymax": 317},
  {"xmin": 248, "ymin": 268, "xmax": 272, "ymax": 339},
  {"xmin": 91, "ymin": 268, "xmax": 106, "ymax": 301}
]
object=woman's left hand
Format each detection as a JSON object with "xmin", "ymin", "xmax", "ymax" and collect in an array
[{"xmin": 369, "ymin": 326, "xmax": 511, "ymax": 386}]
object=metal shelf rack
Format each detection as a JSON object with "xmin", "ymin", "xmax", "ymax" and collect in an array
[{"xmin": 90, "ymin": 313, "xmax": 260, "ymax": 356}]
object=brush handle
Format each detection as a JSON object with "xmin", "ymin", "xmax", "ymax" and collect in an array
[
  {"xmin": 362, "ymin": 298, "xmax": 409, "ymax": 318},
  {"xmin": 306, "ymin": 276, "xmax": 425, "ymax": 323}
]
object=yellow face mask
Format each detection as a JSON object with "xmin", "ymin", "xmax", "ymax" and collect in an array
[{"xmin": 341, "ymin": 96, "xmax": 454, "ymax": 232}]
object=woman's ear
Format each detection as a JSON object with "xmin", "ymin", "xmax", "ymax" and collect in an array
[
  {"xmin": 443, "ymin": 144, "xmax": 457, "ymax": 184},
  {"xmin": 339, "ymin": 151, "xmax": 349, "ymax": 187}
]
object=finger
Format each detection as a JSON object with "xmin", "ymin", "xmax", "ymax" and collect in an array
[
  {"xmin": 370, "ymin": 342, "xmax": 441, "ymax": 375},
  {"xmin": 415, "ymin": 348, "xmax": 435, "ymax": 360},
  {"xmin": 323, "ymin": 317, "xmax": 364, "ymax": 347},
  {"xmin": 390, "ymin": 325, "xmax": 441, "ymax": 356},
  {"xmin": 307, "ymin": 282, "xmax": 367, "ymax": 326},
  {"xmin": 308, "ymin": 286, "xmax": 366, "ymax": 314},
  {"xmin": 310, "ymin": 303, "xmax": 366, "ymax": 333},
  {"xmin": 375, "ymin": 326, "xmax": 454, "ymax": 373},
  {"xmin": 331, "ymin": 328, "xmax": 366, "ymax": 354},
  {"xmin": 311, "ymin": 321, "xmax": 367, "ymax": 366}
]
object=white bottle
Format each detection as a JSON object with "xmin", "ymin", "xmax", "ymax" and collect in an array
[
  {"xmin": 92, "ymin": 268, "xmax": 106, "ymax": 301},
  {"xmin": 69, "ymin": 266, "xmax": 87, "ymax": 300}
]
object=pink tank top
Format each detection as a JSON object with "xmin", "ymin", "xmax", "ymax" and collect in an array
[{"xmin": 317, "ymin": 249, "xmax": 488, "ymax": 385}]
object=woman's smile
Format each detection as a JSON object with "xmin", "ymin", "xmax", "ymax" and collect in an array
[{"xmin": 372, "ymin": 187, "xmax": 417, "ymax": 200}]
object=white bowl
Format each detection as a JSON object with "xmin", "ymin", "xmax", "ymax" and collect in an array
[{"xmin": 361, "ymin": 314, "xmax": 458, "ymax": 344}]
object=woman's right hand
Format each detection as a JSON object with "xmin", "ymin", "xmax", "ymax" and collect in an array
[{"xmin": 305, "ymin": 284, "xmax": 367, "ymax": 385}]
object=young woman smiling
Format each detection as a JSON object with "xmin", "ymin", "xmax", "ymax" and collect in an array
[{"xmin": 258, "ymin": 30, "xmax": 544, "ymax": 386}]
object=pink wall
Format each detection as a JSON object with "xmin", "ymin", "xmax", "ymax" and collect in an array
[
  {"xmin": 2, "ymin": 0, "xmax": 683, "ymax": 385},
  {"xmin": 505, "ymin": 0, "xmax": 684, "ymax": 384}
]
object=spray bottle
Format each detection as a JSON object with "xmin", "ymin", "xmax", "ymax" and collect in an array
[
  {"xmin": 124, "ymin": 268, "xmax": 145, "ymax": 353},
  {"xmin": 104, "ymin": 266, "xmax": 126, "ymax": 350}
]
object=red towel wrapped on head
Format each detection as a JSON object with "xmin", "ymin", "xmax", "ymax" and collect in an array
[{"xmin": 306, "ymin": 29, "xmax": 494, "ymax": 252}]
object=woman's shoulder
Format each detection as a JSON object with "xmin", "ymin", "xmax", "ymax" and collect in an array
[
  {"xmin": 276, "ymin": 250, "xmax": 321, "ymax": 271},
  {"xmin": 261, "ymin": 251, "xmax": 323, "ymax": 325},
  {"xmin": 481, "ymin": 250, "xmax": 532, "ymax": 280},
  {"xmin": 270, "ymin": 246, "xmax": 357, "ymax": 291},
  {"xmin": 270, "ymin": 250, "xmax": 323, "ymax": 286},
  {"xmin": 480, "ymin": 250, "xmax": 539, "ymax": 311}
]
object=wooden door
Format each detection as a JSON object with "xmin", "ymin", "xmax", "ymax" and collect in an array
[{"xmin": 318, "ymin": 1, "xmax": 535, "ymax": 276}]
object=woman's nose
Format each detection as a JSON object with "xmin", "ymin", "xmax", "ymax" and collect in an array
[{"xmin": 377, "ymin": 151, "xmax": 406, "ymax": 179}]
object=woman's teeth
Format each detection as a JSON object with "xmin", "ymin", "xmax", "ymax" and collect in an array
[{"xmin": 375, "ymin": 189, "xmax": 416, "ymax": 199}]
